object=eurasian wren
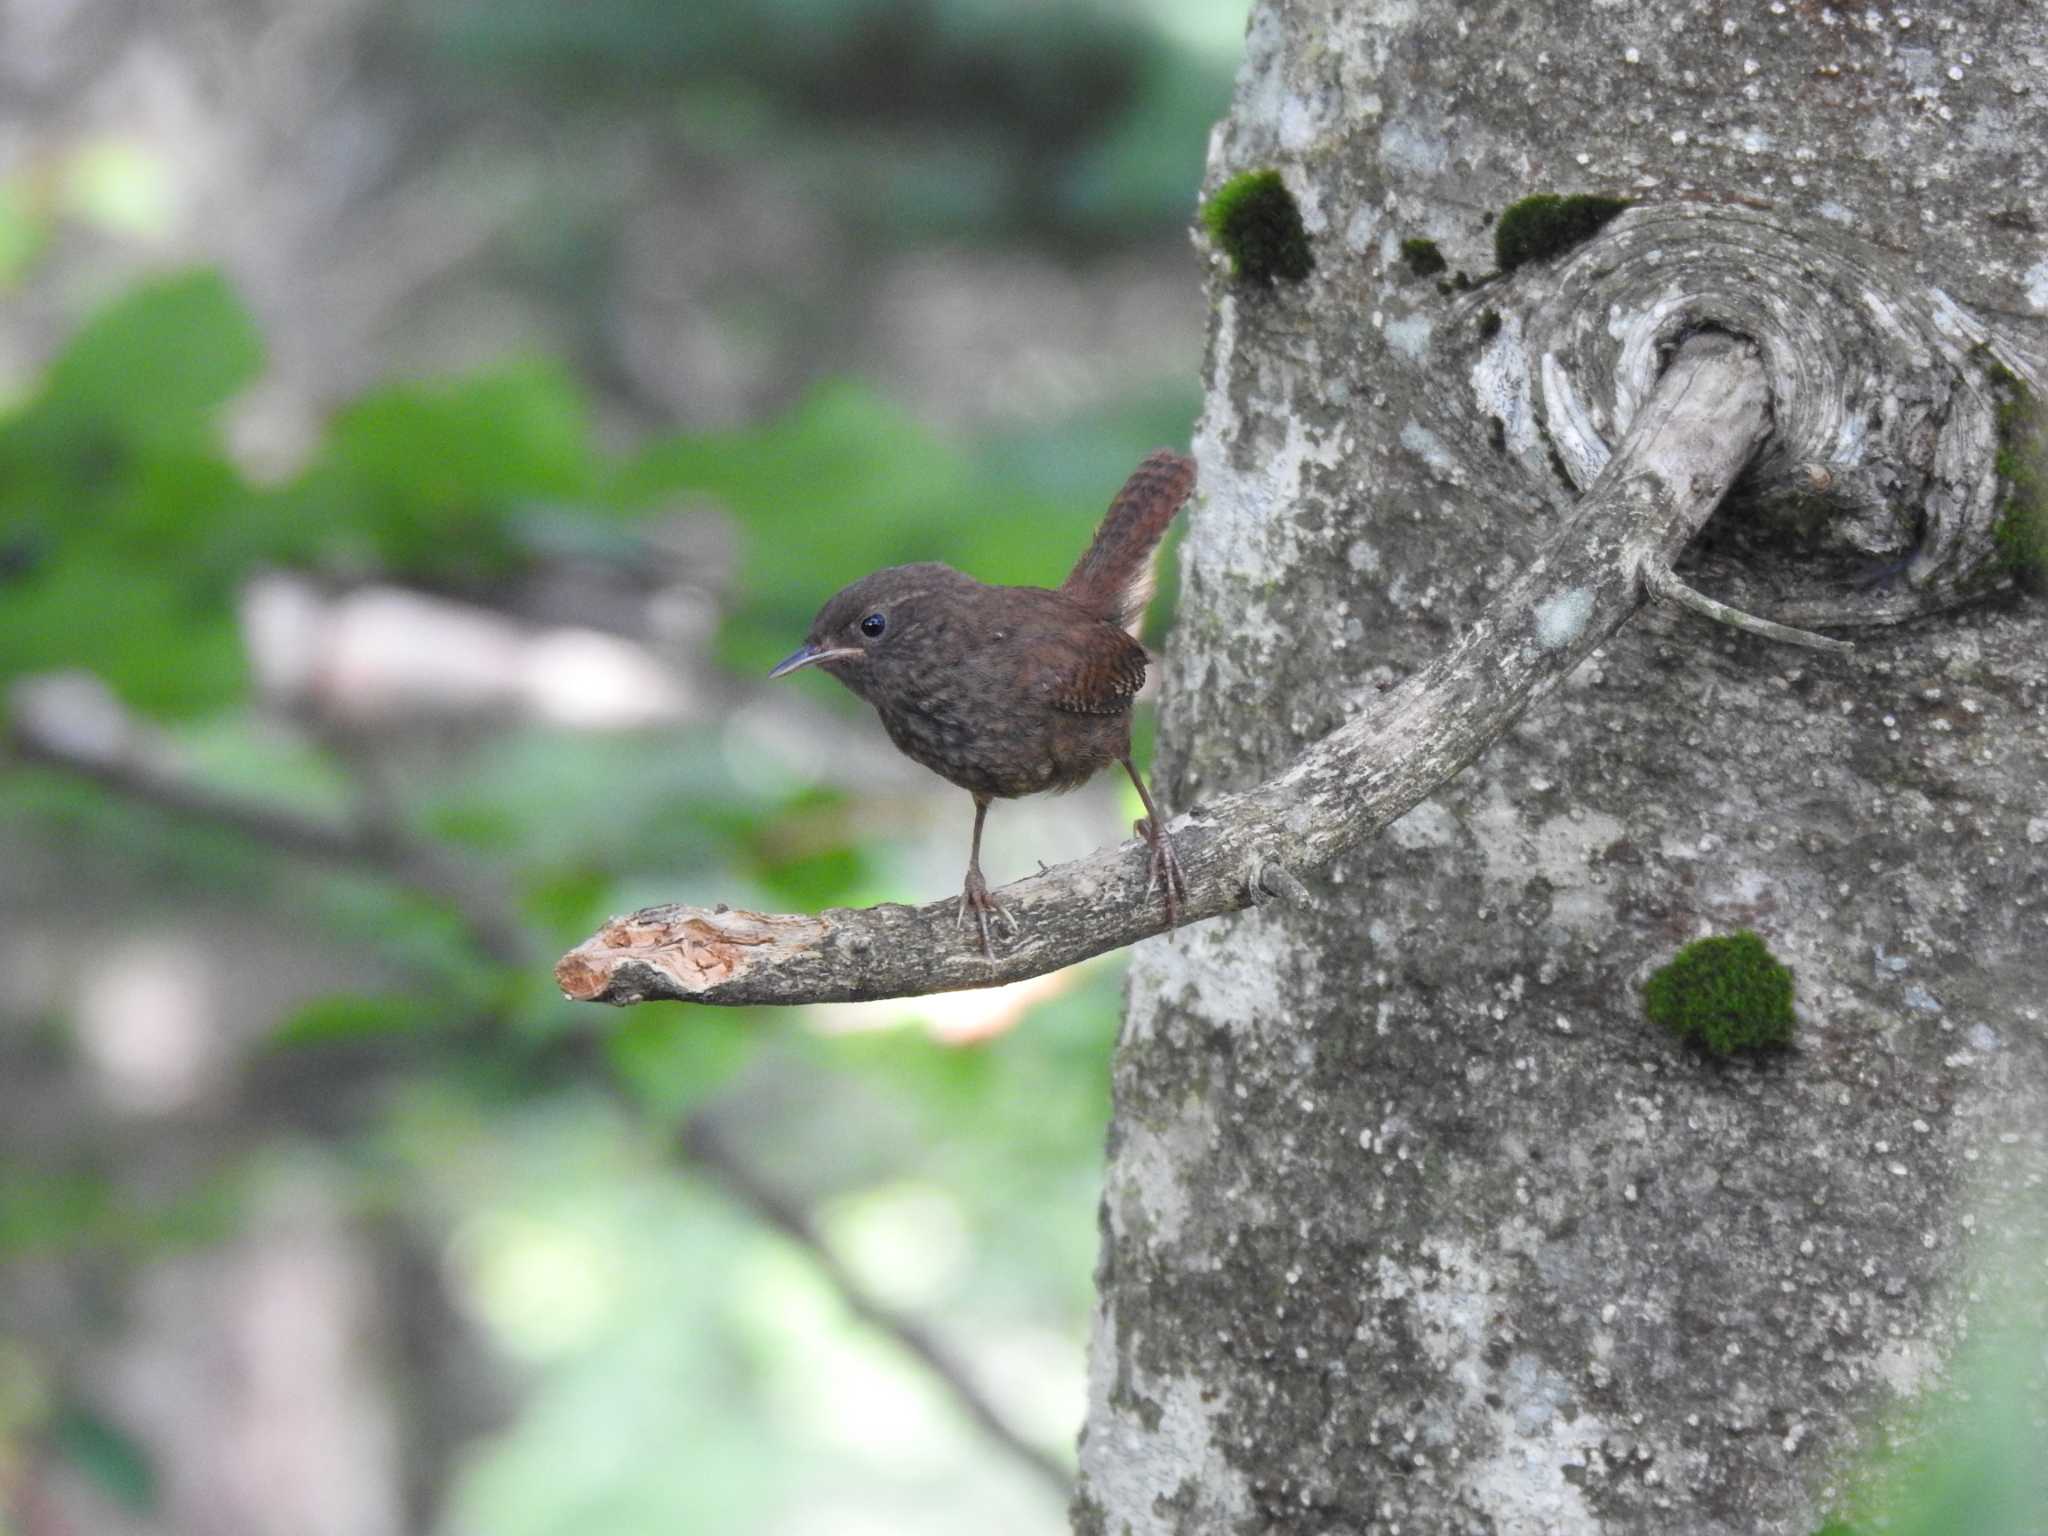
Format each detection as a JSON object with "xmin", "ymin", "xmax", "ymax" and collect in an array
[{"xmin": 770, "ymin": 450, "xmax": 1196, "ymax": 957}]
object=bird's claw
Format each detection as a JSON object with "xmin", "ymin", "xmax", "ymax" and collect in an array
[
  {"xmin": 1135, "ymin": 816, "xmax": 1187, "ymax": 929},
  {"xmin": 955, "ymin": 868, "xmax": 1017, "ymax": 961}
]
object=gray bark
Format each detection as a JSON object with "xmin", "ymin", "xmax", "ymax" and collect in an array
[{"xmin": 1077, "ymin": 5, "xmax": 2048, "ymax": 1535}]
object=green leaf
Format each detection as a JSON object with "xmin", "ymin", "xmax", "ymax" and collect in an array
[
  {"xmin": 269, "ymin": 993, "xmax": 434, "ymax": 1049},
  {"xmin": 520, "ymin": 867, "xmax": 615, "ymax": 939},
  {"xmin": 606, "ymin": 1009, "xmax": 761, "ymax": 1119},
  {"xmin": 611, "ymin": 386, "xmax": 968, "ymax": 617},
  {"xmin": 0, "ymin": 175, "xmax": 49, "ymax": 289},
  {"xmin": 0, "ymin": 549, "xmax": 246, "ymax": 716},
  {"xmin": 247, "ymin": 363, "xmax": 595, "ymax": 582},
  {"xmin": 0, "ymin": 273, "xmax": 259, "ymax": 717},
  {"xmin": 51, "ymin": 1405, "xmax": 157, "ymax": 1514},
  {"xmin": 413, "ymin": 729, "xmax": 754, "ymax": 874},
  {"xmin": 0, "ymin": 1171, "xmax": 114, "ymax": 1256},
  {"xmin": 34, "ymin": 270, "xmax": 262, "ymax": 448},
  {"xmin": 610, "ymin": 379, "xmax": 1177, "ymax": 676}
]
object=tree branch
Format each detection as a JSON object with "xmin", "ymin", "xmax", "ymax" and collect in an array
[
  {"xmin": 562, "ymin": 332, "xmax": 1822, "ymax": 1007},
  {"xmin": 1642, "ymin": 559, "xmax": 1854, "ymax": 654}
]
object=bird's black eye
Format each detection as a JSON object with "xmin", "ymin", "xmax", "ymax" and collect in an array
[{"xmin": 859, "ymin": 612, "xmax": 887, "ymax": 638}]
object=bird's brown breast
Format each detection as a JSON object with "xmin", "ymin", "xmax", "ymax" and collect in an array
[{"xmin": 860, "ymin": 582, "xmax": 1147, "ymax": 800}]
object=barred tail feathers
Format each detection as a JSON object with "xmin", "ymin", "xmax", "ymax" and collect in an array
[{"xmin": 1060, "ymin": 450, "xmax": 1197, "ymax": 629}]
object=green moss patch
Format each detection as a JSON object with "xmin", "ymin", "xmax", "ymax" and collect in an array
[
  {"xmin": 1400, "ymin": 237, "xmax": 1446, "ymax": 278},
  {"xmin": 1990, "ymin": 369, "xmax": 2047, "ymax": 590},
  {"xmin": 1495, "ymin": 193, "xmax": 1631, "ymax": 271},
  {"xmin": 1201, "ymin": 170, "xmax": 1313, "ymax": 287},
  {"xmin": 1645, "ymin": 930, "xmax": 1795, "ymax": 1057}
]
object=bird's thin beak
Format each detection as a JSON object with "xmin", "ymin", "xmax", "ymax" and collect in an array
[{"xmin": 768, "ymin": 643, "xmax": 862, "ymax": 679}]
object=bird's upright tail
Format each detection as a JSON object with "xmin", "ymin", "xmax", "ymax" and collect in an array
[{"xmin": 1061, "ymin": 449, "xmax": 1197, "ymax": 631}]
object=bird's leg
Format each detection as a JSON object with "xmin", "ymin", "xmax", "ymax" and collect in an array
[
  {"xmin": 1120, "ymin": 757, "xmax": 1185, "ymax": 929},
  {"xmin": 954, "ymin": 794, "xmax": 1017, "ymax": 960}
]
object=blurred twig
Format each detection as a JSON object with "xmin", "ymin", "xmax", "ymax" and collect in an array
[
  {"xmin": 5, "ymin": 670, "xmax": 1072, "ymax": 1495},
  {"xmin": 4, "ymin": 673, "xmax": 527, "ymax": 967},
  {"xmin": 679, "ymin": 1116, "xmax": 1072, "ymax": 1496}
]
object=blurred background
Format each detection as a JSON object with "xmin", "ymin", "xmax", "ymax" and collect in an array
[{"xmin": 0, "ymin": 1, "xmax": 1250, "ymax": 1531}]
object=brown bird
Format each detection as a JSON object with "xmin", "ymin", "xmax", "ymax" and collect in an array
[{"xmin": 769, "ymin": 450, "xmax": 1196, "ymax": 956}]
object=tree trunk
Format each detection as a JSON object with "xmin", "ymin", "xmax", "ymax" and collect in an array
[{"xmin": 1077, "ymin": 4, "xmax": 2048, "ymax": 1533}]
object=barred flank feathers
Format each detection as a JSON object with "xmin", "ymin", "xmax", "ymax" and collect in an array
[{"xmin": 1060, "ymin": 449, "xmax": 1197, "ymax": 630}]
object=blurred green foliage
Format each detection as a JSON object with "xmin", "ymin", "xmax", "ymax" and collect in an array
[
  {"xmin": 419, "ymin": 0, "xmax": 1235, "ymax": 239},
  {"xmin": 0, "ymin": 179, "xmax": 46, "ymax": 287},
  {"xmin": 0, "ymin": 265, "xmax": 1189, "ymax": 1533},
  {"xmin": 0, "ymin": 2, "xmax": 1234, "ymax": 1525},
  {"xmin": 0, "ymin": 1164, "xmax": 243, "ymax": 1260},
  {"xmin": 0, "ymin": 272, "xmax": 259, "ymax": 715},
  {"xmin": 1815, "ymin": 1294, "xmax": 2048, "ymax": 1536},
  {"xmin": 0, "ymin": 272, "xmax": 1195, "ymax": 717},
  {"xmin": 430, "ymin": 966, "xmax": 1118, "ymax": 1533},
  {"xmin": 50, "ymin": 1404, "xmax": 158, "ymax": 1513}
]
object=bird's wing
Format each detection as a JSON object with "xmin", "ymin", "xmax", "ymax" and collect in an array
[{"xmin": 1044, "ymin": 621, "xmax": 1150, "ymax": 716}]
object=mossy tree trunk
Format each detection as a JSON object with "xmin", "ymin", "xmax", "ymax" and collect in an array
[{"xmin": 1075, "ymin": 4, "xmax": 2048, "ymax": 1533}]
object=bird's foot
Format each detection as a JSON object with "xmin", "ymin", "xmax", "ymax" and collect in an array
[
  {"xmin": 955, "ymin": 865, "xmax": 1018, "ymax": 961},
  {"xmin": 1135, "ymin": 816, "xmax": 1187, "ymax": 929}
]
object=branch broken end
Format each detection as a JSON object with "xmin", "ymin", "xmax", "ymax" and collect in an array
[{"xmin": 556, "ymin": 906, "xmax": 834, "ymax": 1004}]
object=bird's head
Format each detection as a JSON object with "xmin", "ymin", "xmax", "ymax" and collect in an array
[{"xmin": 768, "ymin": 563, "xmax": 960, "ymax": 701}]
